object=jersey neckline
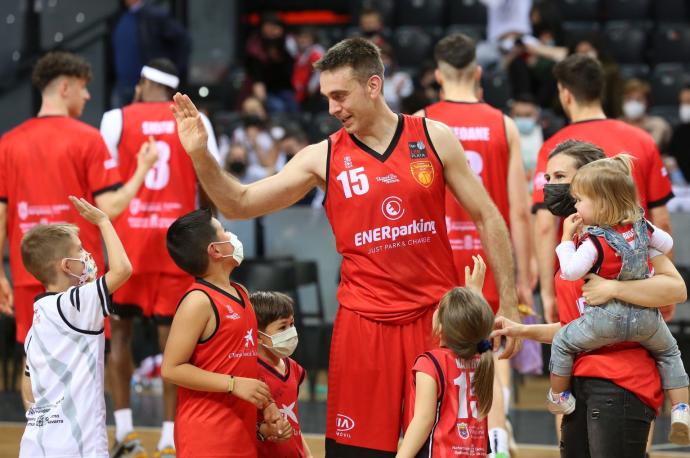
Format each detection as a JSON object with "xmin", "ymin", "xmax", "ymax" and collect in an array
[
  {"xmin": 195, "ymin": 277, "xmax": 246, "ymax": 308},
  {"xmin": 347, "ymin": 113, "xmax": 404, "ymax": 163},
  {"xmin": 570, "ymin": 117, "xmax": 608, "ymax": 125},
  {"xmin": 258, "ymin": 356, "xmax": 291, "ymax": 382}
]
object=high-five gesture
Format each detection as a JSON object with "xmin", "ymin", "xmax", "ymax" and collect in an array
[{"xmin": 170, "ymin": 93, "xmax": 208, "ymax": 156}]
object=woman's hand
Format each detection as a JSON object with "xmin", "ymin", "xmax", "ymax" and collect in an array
[
  {"xmin": 582, "ymin": 273, "xmax": 619, "ymax": 306},
  {"xmin": 490, "ymin": 316, "xmax": 525, "ymax": 340}
]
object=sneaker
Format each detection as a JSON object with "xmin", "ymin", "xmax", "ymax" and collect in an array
[
  {"xmin": 669, "ymin": 403, "xmax": 690, "ymax": 445},
  {"xmin": 110, "ymin": 432, "xmax": 148, "ymax": 458},
  {"xmin": 547, "ymin": 389, "xmax": 576, "ymax": 415},
  {"xmin": 153, "ymin": 446, "xmax": 176, "ymax": 458}
]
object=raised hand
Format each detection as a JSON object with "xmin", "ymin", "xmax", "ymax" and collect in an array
[
  {"xmin": 69, "ymin": 196, "xmax": 108, "ymax": 225},
  {"xmin": 136, "ymin": 136, "xmax": 159, "ymax": 171},
  {"xmin": 170, "ymin": 93, "xmax": 208, "ymax": 156},
  {"xmin": 464, "ymin": 255, "xmax": 486, "ymax": 293}
]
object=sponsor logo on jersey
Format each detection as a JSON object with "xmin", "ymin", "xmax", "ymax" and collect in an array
[
  {"xmin": 336, "ymin": 414, "xmax": 355, "ymax": 434},
  {"xmin": 225, "ymin": 304, "xmax": 240, "ymax": 320},
  {"xmin": 244, "ymin": 329, "xmax": 254, "ymax": 347},
  {"xmin": 18, "ymin": 201, "xmax": 28, "ymax": 220},
  {"xmin": 457, "ymin": 422, "xmax": 470, "ymax": 439},
  {"xmin": 354, "ymin": 219, "xmax": 437, "ymax": 246},
  {"xmin": 410, "ymin": 160, "xmax": 434, "ymax": 188},
  {"xmin": 281, "ymin": 402, "xmax": 298, "ymax": 423},
  {"xmin": 129, "ymin": 198, "xmax": 141, "ymax": 215},
  {"xmin": 408, "ymin": 141, "xmax": 428, "ymax": 159},
  {"xmin": 381, "ymin": 196, "xmax": 405, "ymax": 221},
  {"xmin": 375, "ymin": 173, "xmax": 400, "ymax": 184},
  {"xmin": 344, "ymin": 155, "xmax": 353, "ymax": 169}
]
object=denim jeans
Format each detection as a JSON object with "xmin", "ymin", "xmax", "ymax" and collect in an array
[
  {"xmin": 551, "ymin": 218, "xmax": 689, "ymax": 390},
  {"xmin": 560, "ymin": 377, "xmax": 655, "ymax": 458}
]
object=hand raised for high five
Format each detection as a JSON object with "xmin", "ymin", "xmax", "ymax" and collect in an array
[
  {"xmin": 170, "ymin": 93, "xmax": 208, "ymax": 156},
  {"xmin": 464, "ymin": 255, "xmax": 486, "ymax": 293}
]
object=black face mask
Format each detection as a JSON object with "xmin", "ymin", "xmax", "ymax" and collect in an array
[
  {"xmin": 228, "ymin": 161, "xmax": 247, "ymax": 176},
  {"xmin": 543, "ymin": 183, "xmax": 577, "ymax": 217}
]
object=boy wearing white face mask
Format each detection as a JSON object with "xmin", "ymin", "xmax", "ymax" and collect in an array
[
  {"xmin": 252, "ymin": 291, "xmax": 314, "ymax": 458},
  {"xmin": 19, "ymin": 196, "xmax": 132, "ymax": 457}
]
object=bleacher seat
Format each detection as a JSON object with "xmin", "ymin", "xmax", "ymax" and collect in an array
[
  {"xmin": 447, "ymin": 0, "xmax": 487, "ymax": 25},
  {"xmin": 396, "ymin": 0, "xmax": 445, "ymax": 27},
  {"xmin": 653, "ymin": 0, "xmax": 687, "ymax": 22},
  {"xmin": 481, "ymin": 69, "xmax": 511, "ymax": 109},
  {"xmin": 618, "ymin": 63, "xmax": 651, "ymax": 80},
  {"xmin": 392, "ymin": 27, "xmax": 434, "ymax": 68},
  {"xmin": 445, "ymin": 24, "xmax": 485, "ymax": 42},
  {"xmin": 651, "ymin": 24, "xmax": 690, "ymax": 64},
  {"xmin": 603, "ymin": 22, "xmax": 648, "ymax": 64},
  {"xmin": 558, "ymin": 0, "xmax": 600, "ymax": 22},
  {"xmin": 561, "ymin": 21, "xmax": 601, "ymax": 47},
  {"xmin": 603, "ymin": 0, "xmax": 650, "ymax": 21},
  {"xmin": 650, "ymin": 63, "xmax": 688, "ymax": 105},
  {"xmin": 649, "ymin": 105, "xmax": 680, "ymax": 126}
]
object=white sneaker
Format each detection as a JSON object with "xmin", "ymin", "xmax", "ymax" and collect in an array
[
  {"xmin": 669, "ymin": 403, "xmax": 690, "ymax": 445},
  {"xmin": 547, "ymin": 389, "xmax": 576, "ymax": 415}
]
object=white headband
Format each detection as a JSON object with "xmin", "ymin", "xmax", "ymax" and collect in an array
[{"xmin": 141, "ymin": 65, "xmax": 179, "ymax": 89}]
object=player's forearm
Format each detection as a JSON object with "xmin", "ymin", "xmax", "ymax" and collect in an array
[
  {"xmin": 509, "ymin": 207, "xmax": 532, "ymax": 291},
  {"xmin": 161, "ymin": 361, "xmax": 232, "ymax": 393},
  {"xmin": 191, "ymin": 148, "xmax": 249, "ymax": 219},
  {"xmin": 611, "ymin": 274, "xmax": 686, "ymax": 307},
  {"xmin": 98, "ymin": 220, "xmax": 131, "ymax": 292},
  {"xmin": 95, "ymin": 166, "xmax": 148, "ymax": 219},
  {"xmin": 396, "ymin": 416, "xmax": 435, "ymax": 458},
  {"xmin": 476, "ymin": 204, "xmax": 518, "ymax": 318},
  {"xmin": 535, "ymin": 211, "xmax": 557, "ymax": 299},
  {"xmin": 0, "ymin": 203, "xmax": 7, "ymax": 277},
  {"xmin": 517, "ymin": 322, "xmax": 561, "ymax": 343}
]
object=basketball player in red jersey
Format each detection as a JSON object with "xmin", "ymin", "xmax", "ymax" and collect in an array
[
  {"xmin": 0, "ymin": 52, "xmax": 157, "ymax": 348},
  {"xmin": 417, "ymin": 33, "xmax": 532, "ymax": 458},
  {"xmin": 170, "ymin": 38, "xmax": 521, "ymax": 456},
  {"xmin": 99, "ymin": 58, "xmax": 220, "ymax": 457},
  {"xmin": 532, "ymin": 55, "xmax": 673, "ymax": 324}
]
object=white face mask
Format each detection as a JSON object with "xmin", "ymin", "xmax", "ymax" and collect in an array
[
  {"xmin": 212, "ymin": 232, "xmax": 244, "ymax": 265},
  {"xmin": 64, "ymin": 251, "xmax": 98, "ymax": 286},
  {"xmin": 259, "ymin": 326, "xmax": 298, "ymax": 358},
  {"xmin": 680, "ymin": 104, "xmax": 690, "ymax": 124},
  {"xmin": 623, "ymin": 100, "xmax": 645, "ymax": 120}
]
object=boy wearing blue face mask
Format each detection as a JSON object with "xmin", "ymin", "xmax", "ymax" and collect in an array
[
  {"xmin": 252, "ymin": 291, "xmax": 314, "ymax": 458},
  {"xmin": 19, "ymin": 196, "xmax": 132, "ymax": 457}
]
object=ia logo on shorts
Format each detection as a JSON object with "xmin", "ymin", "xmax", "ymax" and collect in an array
[
  {"xmin": 336, "ymin": 414, "xmax": 355, "ymax": 432},
  {"xmin": 381, "ymin": 196, "xmax": 405, "ymax": 221}
]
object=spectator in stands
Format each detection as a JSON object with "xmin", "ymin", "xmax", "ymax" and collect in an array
[
  {"xmin": 401, "ymin": 62, "xmax": 440, "ymax": 114},
  {"xmin": 668, "ymin": 85, "xmax": 690, "ymax": 183},
  {"xmin": 571, "ymin": 36, "xmax": 622, "ymax": 119},
  {"xmin": 224, "ymin": 143, "xmax": 269, "ymax": 184},
  {"xmin": 110, "ymin": 0, "xmax": 191, "ymax": 107},
  {"xmin": 510, "ymin": 94, "xmax": 543, "ymax": 193},
  {"xmin": 621, "ymin": 78, "xmax": 672, "ymax": 152},
  {"xmin": 291, "ymin": 27, "xmax": 325, "ymax": 111},
  {"xmin": 380, "ymin": 44, "xmax": 413, "ymax": 113},
  {"xmin": 245, "ymin": 12, "xmax": 298, "ymax": 113},
  {"xmin": 476, "ymin": 0, "xmax": 533, "ymax": 67},
  {"xmin": 357, "ymin": 7, "xmax": 389, "ymax": 49}
]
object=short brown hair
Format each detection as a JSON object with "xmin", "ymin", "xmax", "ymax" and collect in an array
[
  {"xmin": 436, "ymin": 287, "xmax": 495, "ymax": 418},
  {"xmin": 623, "ymin": 78, "xmax": 651, "ymax": 101},
  {"xmin": 32, "ymin": 52, "xmax": 92, "ymax": 91},
  {"xmin": 553, "ymin": 54, "xmax": 604, "ymax": 103},
  {"xmin": 434, "ymin": 33, "xmax": 477, "ymax": 80},
  {"xmin": 571, "ymin": 155, "xmax": 640, "ymax": 226},
  {"xmin": 21, "ymin": 224, "xmax": 79, "ymax": 285},
  {"xmin": 548, "ymin": 140, "xmax": 607, "ymax": 168},
  {"xmin": 250, "ymin": 291, "xmax": 295, "ymax": 330},
  {"xmin": 314, "ymin": 37, "xmax": 384, "ymax": 83}
]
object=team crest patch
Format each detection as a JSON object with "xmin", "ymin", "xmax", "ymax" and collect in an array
[
  {"xmin": 410, "ymin": 160, "xmax": 434, "ymax": 187},
  {"xmin": 457, "ymin": 422, "xmax": 470, "ymax": 439},
  {"xmin": 408, "ymin": 141, "xmax": 428, "ymax": 159}
]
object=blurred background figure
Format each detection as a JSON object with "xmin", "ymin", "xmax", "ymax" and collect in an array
[
  {"xmin": 224, "ymin": 142, "xmax": 269, "ymax": 184},
  {"xmin": 510, "ymin": 94, "xmax": 543, "ymax": 193},
  {"xmin": 570, "ymin": 35, "xmax": 622, "ymax": 118},
  {"xmin": 380, "ymin": 44, "xmax": 413, "ymax": 113},
  {"xmin": 110, "ymin": 0, "xmax": 190, "ymax": 108},
  {"xmin": 357, "ymin": 7, "xmax": 390, "ymax": 49},
  {"xmin": 292, "ymin": 27, "xmax": 325, "ymax": 112},
  {"xmin": 668, "ymin": 85, "xmax": 690, "ymax": 185},
  {"xmin": 620, "ymin": 78, "xmax": 671, "ymax": 152}
]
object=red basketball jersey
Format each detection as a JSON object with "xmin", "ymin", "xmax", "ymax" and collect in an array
[
  {"xmin": 174, "ymin": 279, "xmax": 259, "ymax": 458},
  {"xmin": 0, "ymin": 116, "xmax": 122, "ymax": 286},
  {"xmin": 406, "ymin": 348, "xmax": 488, "ymax": 457},
  {"xmin": 555, "ymin": 274, "xmax": 663, "ymax": 412},
  {"xmin": 424, "ymin": 101, "xmax": 510, "ymax": 309},
  {"xmin": 257, "ymin": 357, "xmax": 306, "ymax": 458},
  {"xmin": 532, "ymin": 119, "xmax": 673, "ymax": 212},
  {"xmin": 323, "ymin": 114, "xmax": 457, "ymax": 323},
  {"xmin": 114, "ymin": 102, "xmax": 198, "ymax": 274}
]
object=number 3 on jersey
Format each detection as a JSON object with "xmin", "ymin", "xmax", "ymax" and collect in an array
[
  {"xmin": 336, "ymin": 166, "xmax": 369, "ymax": 199},
  {"xmin": 145, "ymin": 140, "xmax": 171, "ymax": 190}
]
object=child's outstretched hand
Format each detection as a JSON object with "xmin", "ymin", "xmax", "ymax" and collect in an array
[
  {"xmin": 69, "ymin": 196, "xmax": 108, "ymax": 225},
  {"xmin": 465, "ymin": 255, "xmax": 486, "ymax": 293},
  {"xmin": 562, "ymin": 213, "xmax": 583, "ymax": 242}
]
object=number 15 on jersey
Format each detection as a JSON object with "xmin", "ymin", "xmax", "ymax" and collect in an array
[{"xmin": 336, "ymin": 167, "xmax": 369, "ymax": 199}]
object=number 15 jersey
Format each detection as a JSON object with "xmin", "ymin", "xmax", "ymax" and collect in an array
[{"xmin": 323, "ymin": 114, "xmax": 457, "ymax": 324}]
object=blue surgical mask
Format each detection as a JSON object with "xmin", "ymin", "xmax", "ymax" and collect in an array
[{"xmin": 514, "ymin": 117, "xmax": 537, "ymax": 135}]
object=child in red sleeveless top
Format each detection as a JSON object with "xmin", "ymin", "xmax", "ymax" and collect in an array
[
  {"xmin": 252, "ymin": 291, "xmax": 314, "ymax": 458},
  {"xmin": 161, "ymin": 209, "xmax": 290, "ymax": 457},
  {"xmin": 549, "ymin": 156, "xmax": 689, "ymax": 445},
  {"xmin": 398, "ymin": 256, "xmax": 496, "ymax": 458}
]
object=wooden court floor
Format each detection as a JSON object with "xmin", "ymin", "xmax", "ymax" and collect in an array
[{"xmin": 1, "ymin": 423, "xmax": 689, "ymax": 458}]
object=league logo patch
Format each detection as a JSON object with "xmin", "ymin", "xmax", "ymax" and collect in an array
[
  {"xmin": 457, "ymin": 422, "xmax": 470, "ymax": 439},
  {"xmin": 408, "ymin": 141, "xmax": 428, "ymax": 159},
  {"xmin": 410, "ymin": 160, "xmax": 434, "ymax": 188}
]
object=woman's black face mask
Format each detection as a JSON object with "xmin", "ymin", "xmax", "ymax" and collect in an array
[{"xmin": 543, "ymin": 183, "xmax": 577, "ymax": 217}]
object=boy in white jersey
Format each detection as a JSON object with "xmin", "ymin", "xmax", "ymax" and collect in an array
[{"xmin": 19, "ymin": 196, "xmax": 132, "ymax": 458}]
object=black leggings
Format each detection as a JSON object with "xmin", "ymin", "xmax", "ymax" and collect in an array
[{"xmin": 560, "ymin": 377, "xmax": 656, "ymax": 458}]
